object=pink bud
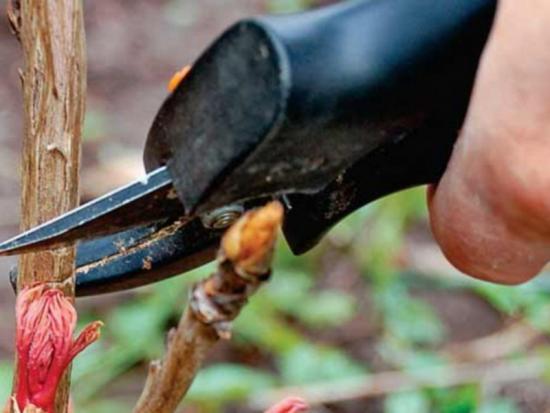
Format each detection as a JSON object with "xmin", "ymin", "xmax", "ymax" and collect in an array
[
  {"xmin": 265, "ymin": 397, "xmax": 309, "ymax": 413},
  {"xmin": 14, "ymin": 285, "xmax": 102, "ymax": 413}
]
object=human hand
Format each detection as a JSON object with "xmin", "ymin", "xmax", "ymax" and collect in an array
[{"xmin": 429, "ymin": 0, "xmax": 550, "ymax": 284}]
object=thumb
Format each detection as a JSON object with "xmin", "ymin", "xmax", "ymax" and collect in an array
[{"xmin": 428, "ymin": 0, "xmax": 550, "ymax": 284}]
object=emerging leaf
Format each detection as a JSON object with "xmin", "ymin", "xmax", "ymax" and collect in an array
[{"xmin": 14, "ymin": 285, "xmax": 102, "ymax": 413}]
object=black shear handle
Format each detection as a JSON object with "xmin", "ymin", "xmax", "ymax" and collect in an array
[
  {"xmin": 146, "ymin": 0, "xmax": 496, "ymax": 252},
  {"xmin": 259, "ymin": 0, "xmax": 497, "ymax": 253}
]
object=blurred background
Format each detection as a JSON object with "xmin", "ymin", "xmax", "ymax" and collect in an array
[{"xmin": 1, "ymin": 1, "xmax": 550, "ymax": 412}]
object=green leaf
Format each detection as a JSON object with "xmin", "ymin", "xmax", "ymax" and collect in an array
[
  {"xmin": 429, "ymin": 386, "xmax": 479, "ymax": 413},
  {"xmin": 377, "ymin": 284, "xmax": 445, "ymax": 345},
  {"xmin": 385, "ymin": 391, "xmax": 429, "ymax": 413},
  {"xmin": 353, "ymin": 188, "xmax": 427, "ymax": 282},
  {"xmin": 265, "ymin": 270, "xmax": 313, "ymax": 312},
  {"xmin": 477, "ymin": 398, "xmax": 519, "ymax": 413},
  {"xmin": 405, "ymin": 351, "xmax": 447, "ymax": 371},
  {"xmin": 326, "ymin": 204, "xmax": 376, "ymax": 248},
  {"xmin": 234, "ymin": 296, "xmax": 305, "ymax": 354},
  {"xmin": 296, "ymin": 290, "xmax": 356, "ymax": 327},
  {"xmin": 265, "ymin": 268, "xmax": 356, "ymax": 327},
  {"xmin": 0, "ymin": 361, "xmax": 13, "ymax": 403},
  {"xmin": 107, "ymin": 302, "xmax": 165, "ymax": 354},
  {"xmin": 72, "ymin": 272, "xmax": 205, "ymax": 401},
  {"xmin": 72, "ymin": 344, "xmax": 143, "ymax": 401},
  {"xmin": 274, "ymin": 240, "xmax": 313, "ymax": 271},
  {"xmin": 387, "ymin": 298, "xmax": 445, "ymax": 345},
  {"xmin": 471, "ymin": 283, "xmax": 525, "ymax": 315},
  {"xmin": 278, "ymin": 343, "xmax": 367, "ymax": 385},
  {"xmin": 525, "ymin": 302, "xmax": 550, "ymax": 333},
  {"xmin": 187, "ymin": 364, "xmax": 276, "ymax": 402},
  {"xmin": 105, "ymin": 272, "xmax": 197, "ymax": 356}
]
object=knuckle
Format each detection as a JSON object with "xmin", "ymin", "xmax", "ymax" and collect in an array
[
  {"xmin": 479, "ymin": 145, "xmax": 550, "ymax": 240},
  {"xmin": 429, "ymin": 165, "xmax": 546, "ymax": 284}
]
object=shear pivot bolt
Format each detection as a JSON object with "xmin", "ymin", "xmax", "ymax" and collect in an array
[{"xmin": 201, "ymin": 205, "xmax": 244, "ymax": 229}]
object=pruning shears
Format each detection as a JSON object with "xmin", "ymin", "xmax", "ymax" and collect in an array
[{"xmin": 0, "ymin": 0, "xmax": 497, "ymax": 296}]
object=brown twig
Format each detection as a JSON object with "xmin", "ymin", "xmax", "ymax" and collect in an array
[
  {"xmin": 133, "ymin": 202, "xmax": 284, "ymax": 413},
  {"xmin": 442, "ymin": 321, "xmax": 541, "ymax": 363},
  {"xmin": 249, "ymin": 356, "xmax": 550, "ymax": 410},
  {"xmin": 9, "ymin": 0, "xmax": 86, "ymax": 412}
]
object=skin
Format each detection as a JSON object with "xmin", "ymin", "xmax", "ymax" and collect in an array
[{"xmin": 429, "ymin": 0, "xmax": 550, "ymax": 284}]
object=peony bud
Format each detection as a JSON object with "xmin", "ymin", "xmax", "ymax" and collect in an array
[
  {"xmin": 14, "ymin": 285, "xmax": 102, "ymax": 413},
  {"xmin": 265, "ymin": 397, "xmax": 309, "ymax": 413}
]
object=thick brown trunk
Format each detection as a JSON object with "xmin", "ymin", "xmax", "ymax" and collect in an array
[{"xmin": 8, "ymin": 0, "xmax": 86, "ymax": 411}]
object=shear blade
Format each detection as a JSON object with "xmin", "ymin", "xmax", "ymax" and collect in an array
[
  {"xmin": 0, "ymin": 166, "xmax": 184, "ymax": 256},
  {"xmin": 73, "ymin": 217, "xmax": 220, "ymax": 296}
]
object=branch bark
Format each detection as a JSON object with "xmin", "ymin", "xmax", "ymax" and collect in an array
[
  {"xmin": 8, "ymin": 0, "xmax": 86, "ymax": 411},
  {"xmin": 133, "ymin": 202, "xmax": 283, "ymax": 413}
]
